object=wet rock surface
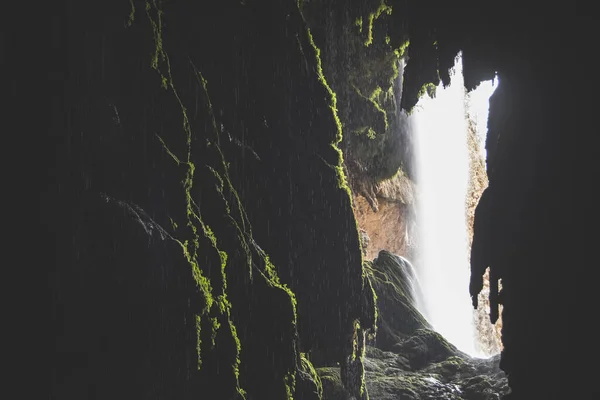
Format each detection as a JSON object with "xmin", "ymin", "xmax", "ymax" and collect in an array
[
  {"xmin": 320, "ymin": 249, "xmax": 507, "ymax": 400},
  {"xmin": 320, "ymin": 342, "xmax": 508, "ymax": 400},
  {"xmin": 363, "ymin": 338, "xmax": 507, "ymax": 400},
  {"xmin": 367, "ymin": 251, "xmax": 430, "ymax": 352}
]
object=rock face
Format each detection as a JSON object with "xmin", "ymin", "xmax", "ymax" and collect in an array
[
  {"xmin": 53, "ymin": 194, "xmax": 198, "ymax": 399},
  {"xmin": 42, "ymin": 0, "xmax": 594, "ymax": 398},
  {"xmin": 351, "ymin": 249, "xmax": 507, "ymax": 400},
  {"xmin": 49, "ymin": 1, "xmax": 375, "ymax": 399},
  {"xmin": 363, "ymin": 347, "xmax": 508, "ymax": 400},
  {"xmin": 354, "ymin": 172, "xmax": 417, "ymax": 261},
  {"xmin": 367, "ymin": 250, "xmax": 430, "ymax": 351},
  {"xmin": 320, "ymin": 302, "xmax": 509, "ymax": 400}
]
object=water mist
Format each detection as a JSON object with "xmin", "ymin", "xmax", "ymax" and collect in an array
[{"xmin": 409, "ymin": 53, "xmax": 497, "ymax": 356}]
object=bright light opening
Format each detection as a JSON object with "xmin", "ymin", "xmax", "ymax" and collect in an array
[{"xmin": 409, "ymin": 53, "xmax": 497, "ymax": 357}]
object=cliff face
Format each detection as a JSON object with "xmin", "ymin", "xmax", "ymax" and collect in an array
[
  {"xmin": 354, "ymin": 171, "xmax": 416, "ymax": 261},
  {"xmin": 50, "ymin": 1, "xmax": 375, "ymax": 399}
]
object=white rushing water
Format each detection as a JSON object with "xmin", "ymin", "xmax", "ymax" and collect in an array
[{"xmin": 409, "ymin": 53, "xmax": 497, "ymax": 356}]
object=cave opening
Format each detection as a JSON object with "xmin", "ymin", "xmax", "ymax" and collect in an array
[
  {"xmin": 410, "ymin": 53, "xmax": 499, "ymax": 357},
  {"xmin": 43, "ymin": 1, "xmax": 589, "ymax": 398}
]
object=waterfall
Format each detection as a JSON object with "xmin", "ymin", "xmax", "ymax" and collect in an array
[{"xmin": 408, "ymin": 53, "xmax": 497, "ymax": 356}]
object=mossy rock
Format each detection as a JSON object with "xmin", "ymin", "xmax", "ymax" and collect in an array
[
  {"xmin": 458, "ymin": 375, "xmax": 502, "ymax": 400},
  {"xmin": 422, "ymin": 356, "xmax": 476, "ymax": 381},
  {"xmin": 369, "ymin": 250, "xmax": 430, "ymax": 351},
  {"xmin": 365, "ymin": 373, "xmax": 463, "ymax": 400},
  {"xmin": 317, "ymin": 367, "xmax": 352, "ymax": 400},
  {"xmin": 364, "ymin": 345, "xmax": 387, "ymax": 360},
  {"xmin": 364, "ymin": 345, "xmax": 508, "ymax": 399},
  {"xmin": 302, "ymin": 0, "xmax": 415, "ymax": 189},
  {"xmin": 296, "ymin": 354, "xmax": 323, "ymax": 400},
  {"xmin": 364, "ymin": 345, "xmax": 411, "ymax": 373},
  {"xmin": 391, "ymin": 328, "xmax": 463, "ymax": 370}
]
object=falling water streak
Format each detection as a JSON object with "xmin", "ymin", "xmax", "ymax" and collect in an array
[{"xmin": 410, "ymin": 54, "xmax": 476, "ymax": 356}]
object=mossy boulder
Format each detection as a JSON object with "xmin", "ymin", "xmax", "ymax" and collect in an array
[
  {"xmin": 368, "ymin": 250, "xmax": 430, "ymax": 351},
  {"xmin": 363, "ymin": 347, "xmax": 509, "ymax": 399},
  {"xmin": 364, "ymin": 346, "xmax": 411, "ymax": 374},
  {"xmin": 318, "ymin": 367, "xmax": 352, "ymax": 400},
  {"xmin": 362, "ymin": 341, "xmax": 508, "ymax": 399},
  {"xmin": 422, "ymin": 356, "xmax": 476, "ymax": 381},
  {"xmin": 296, "ymin": 354, "xmax": 324, "ymax": 400},
  {"xmin": 458, "ymin": 375, "xmax": 501, "ymax": 400},
  {"xmin": 391, "ymin": 329, "xmax": 463, "ymax": 370}
]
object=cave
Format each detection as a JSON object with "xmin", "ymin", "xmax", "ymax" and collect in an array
[{"xmin": 32, "ymin": 0, "xmax": 594, "ymax": 398}]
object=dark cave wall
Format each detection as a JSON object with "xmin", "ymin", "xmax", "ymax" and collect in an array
[
  {"xmin": 459, "ymin": 4, "xmax": 595, "ymax": 399},
  {"xmin": 470, "ymin": 64, "xmax": 589, "ymax": 398},
  {"xmin": 51, "ymin": 0, "xmax": 375, "ymax": 399},
  {"xmin": 44, "ymin": 0, "xmax": 597, "ymax": 398},
  {"xmin": 302, "ymin": 0, "xmax": 416, "ymax": 210}
]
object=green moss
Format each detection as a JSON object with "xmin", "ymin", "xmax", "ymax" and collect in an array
[
  {"xmin": 285, "ymin": 372, "xmax": 296, "ymax": 400},
  {"xmin": 368, "ymin": 86, "xmax": 388, "ymax": 131},
  {"xmin": 364, "ymin": 1, "xmax": 392, "ymax": 47},
  {"xmin": 418, "ymin": 82, "xmax": 438, "ymax": 99},
  {"xmin": 300, "ymin": 353, "xmax": 323, "ymax": 398},
  {"xmin": 305, "ymin": 29, "xmax": 342, "ymax": 143},
  {"xmin": 192, "ymin": 51, "xmax": 300, "ymax": 400},
  {"xmin": 355, "ymin": 16, "xmax": 363, "ymax": 33},
  {"xmin": 142, "ymin": 2, "xmax": 247, "ymax": 396},
  {"xmin": 190, "ymin": 62, "xmax": 259, "ymax": 282},
  {"xmin": 155, "ymin": 134, "xmax": 181, "ymax": 164},
  {"xmin": 125, "ymin": 0, "xmax": 135, "ymax": 27},
  {"xmin": 306, "ymin": 28, "xmax": 351, "ymax": 197},
  {"xmin": 178, "ymin": 238, "xmax": 213, "ymax": 312},
  {"xmin": 230, "ymin": 322, "xmax": 244, "ymax": 387},
  {"xmin": 211, "ymin": 317, "xmax": 221, "ymax": 347},
  {"xmin": 309, "ymin": 17, "xmax": 380, "ymax": 360},
  {"xmin": 388, "ymin": 161, "xmax": 407, "ymax": 181},
  {"xmin": 395, "ymin": 40, "xmax": 410, "ymax": 58},
  {"xmin": 195, "ymin": 315, "xmax": 203, "ymax": 369},
  {"xmin": 145, "ymin": 1, "xmax": 165, "ymax": 76},
  {"xmin": 317, "ymin": 367, "xmax": 350, "ymax": 400},
  {"xmin": 348, "ymin": 84, "xmax": 388, "ymax": 138}
]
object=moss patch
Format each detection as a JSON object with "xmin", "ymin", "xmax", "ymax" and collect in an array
[
  {"xmin": 317, "ymin": 367, "xmax": 352, "ymax": 400},
  {"xmin": 363, "ymin": 1, "xmax": 393, "ymax": 47},
  {"xmin": 138, "ymin": 2, "xmax": 301, "ymax": 398},
  {"xmin": 305, "ymin": 28, "xmax": 350, "ymax": 197}
]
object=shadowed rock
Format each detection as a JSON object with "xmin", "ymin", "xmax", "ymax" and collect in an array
[{"xmin": 368, "ymin": 250, "xmax": 430, "ymax": 351}]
